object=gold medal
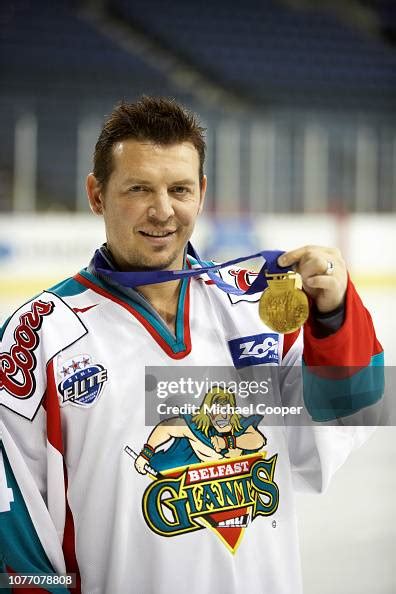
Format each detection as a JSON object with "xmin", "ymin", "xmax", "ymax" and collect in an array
[{"xmin": 259, "ymin": 272, "xmax": 309, "ymax": 334}]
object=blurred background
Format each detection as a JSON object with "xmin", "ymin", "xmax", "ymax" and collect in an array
[{"xmin": 0, "ymin": 0, "xmax": 395, "ymax": 592}]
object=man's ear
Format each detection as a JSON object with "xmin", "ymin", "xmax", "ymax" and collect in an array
[
  {"xmin": 198, "ymin": 175, "xmax": 207, "ymax": 215},
  {"xmin": 86, "ymin": 173, "xmax": 104, "ymax": 215}
]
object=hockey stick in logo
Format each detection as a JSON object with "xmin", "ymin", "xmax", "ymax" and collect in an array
[{"xmin": 124, "ymin": 446, "xmax": 158, "ymax": 477}]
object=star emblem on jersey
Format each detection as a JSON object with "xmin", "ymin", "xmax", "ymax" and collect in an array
[{"xmin": 57, "ymin": 353, "xmax": 108, "ymax": 407}]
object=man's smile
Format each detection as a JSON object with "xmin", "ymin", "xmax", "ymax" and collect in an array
[
  {"xmin": 138, "ymin": 229, "xmax": 177, "ymax": 237},
  {"xmin": 138, "ymin": 228, "xmax": 177, "ymax": 246}
]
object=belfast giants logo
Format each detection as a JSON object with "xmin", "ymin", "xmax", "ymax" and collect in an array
[
  {"xmin": 58, "ymin": 354, "xmax": 108, "ymax": 407},
  {"xmin": 141, "ymin": 453, "xmax": 279, "ymax": 553}
]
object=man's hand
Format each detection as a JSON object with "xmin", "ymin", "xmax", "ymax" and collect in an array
[{"xmin": 278, "ymin": 246, "xmax": 348, "ymax": 313}]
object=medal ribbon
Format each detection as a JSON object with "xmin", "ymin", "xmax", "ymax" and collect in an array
[{"xmin": 93, "ymin": 243, "xmax": 289, "ymax": 296}]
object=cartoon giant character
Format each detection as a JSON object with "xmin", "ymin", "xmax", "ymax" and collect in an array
[{"xmin": 134, "ymin": 387, "xmax": 266, "ymax": 474}]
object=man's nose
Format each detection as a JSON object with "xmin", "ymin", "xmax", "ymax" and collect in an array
[{"xmin": 148, "ymin": 191, "xmax": 175, "ymax": 222}]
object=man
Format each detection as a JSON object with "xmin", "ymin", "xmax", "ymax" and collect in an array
[{"xmin": 0, "ymin": 96, "xmax": 384, "ymax": 593}]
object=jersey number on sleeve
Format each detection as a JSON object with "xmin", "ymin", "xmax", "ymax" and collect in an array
[{"xmin": 0, "ymin": 449, "xmax": 14, "ymax": 512}]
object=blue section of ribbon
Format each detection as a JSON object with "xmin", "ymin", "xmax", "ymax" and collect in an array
[
  {"xmin": 186, "ymin": 244, "xmax": 287, "ymax": 295},
  {"xmin": 93, "ymin": 243, "xmax": 289, "ymax": 295}
]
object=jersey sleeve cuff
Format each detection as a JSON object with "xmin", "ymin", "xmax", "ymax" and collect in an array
[
  {"xmin": 303, "ymin": 275, "xmax": 383, "ymax": 367},
  {"xmin": 301, "ymin": 275, "xmax": 384, "ymax": 421}
]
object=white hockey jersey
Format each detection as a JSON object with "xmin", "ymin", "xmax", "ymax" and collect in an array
[{"xmin": 0, "ymin": 256, "xmax": 384, "ymax": 594}]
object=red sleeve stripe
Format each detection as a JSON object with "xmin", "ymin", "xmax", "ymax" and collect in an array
[
  {"xmin": 42, "ymin": 362, "xmax": 82, "ymax": 593},
  {"xmin": 44, "ymin": 360, "xmax": 63, "ymax": 455},
  {"xmin": 303, "ymin": 276, "xmax": 383, "ymax": 367},
  {"xmin": 62, "ymin": 464, "xmax": 82, "ymax": 594},
  {"xmin": 282, "ymin": 329, "xmax": 300, "ymax": 358}
]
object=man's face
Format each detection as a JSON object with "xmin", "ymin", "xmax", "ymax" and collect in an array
[{"xmin": 87, "ymin": 140, "xmax": 206, "ymax": 271}]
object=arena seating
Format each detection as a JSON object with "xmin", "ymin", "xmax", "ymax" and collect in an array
[
  {"xmin": 0, "ymin": 0, "xmax": 198, "ymax": 208},
  {"xmin": 112, "ymin": 0, "xmax": 396, "ymax": 110},
  {"xmin": 1, "ymin": 0, "xmax": 395, "ymax": 212}
]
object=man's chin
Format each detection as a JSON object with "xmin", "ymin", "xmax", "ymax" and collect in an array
[{"xmin": 128, "ymin": 253, "xmax": 181, "ymax": 272}]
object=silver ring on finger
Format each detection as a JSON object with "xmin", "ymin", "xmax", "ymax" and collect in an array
[{"xmin": 325, "ymin": 260, "xmax": 335, "ymax": 275}]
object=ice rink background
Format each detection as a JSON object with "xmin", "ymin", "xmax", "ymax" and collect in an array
[
  {"xmin": 1, "ymin": 213, "xmax": 395, "ymax": 593},
  {"xmin": 297, "ymin": 279, "xmax": 396, "ymax": 594}
]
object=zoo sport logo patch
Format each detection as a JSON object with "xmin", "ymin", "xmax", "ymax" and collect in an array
[
  {"xmin": 58, "ymin": 353, "xmax": 108, "ymax": 407},
  {"xmin": 228, "ymin": 333, "xmax": 279, "ymax": 368}
]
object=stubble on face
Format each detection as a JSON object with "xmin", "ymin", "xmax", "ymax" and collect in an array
[
  {"xmin": 100, "ymin": 141, "xmax": 205, "ymax": 272},
  {"xmin": 116, "ymin": 240, "xmax": 186, "ymax": 272}
]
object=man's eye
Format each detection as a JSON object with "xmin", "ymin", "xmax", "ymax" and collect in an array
[
  {"xmin": 129, "ymin": 186, "xmax": 147, "ymax": 192},
  {"xmin": 171, "ymin": 186, "xmax": 189, "ymax": 195}
]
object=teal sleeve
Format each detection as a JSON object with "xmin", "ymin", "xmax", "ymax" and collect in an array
[{"xmin": 302, "ymin": 351, "xmax": 385, "ymax": 422}]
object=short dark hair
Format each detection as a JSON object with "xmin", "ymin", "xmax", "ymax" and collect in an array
[{"xmin": 93, "ymin": 96, "xmax": 206, "ymax": 189}]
